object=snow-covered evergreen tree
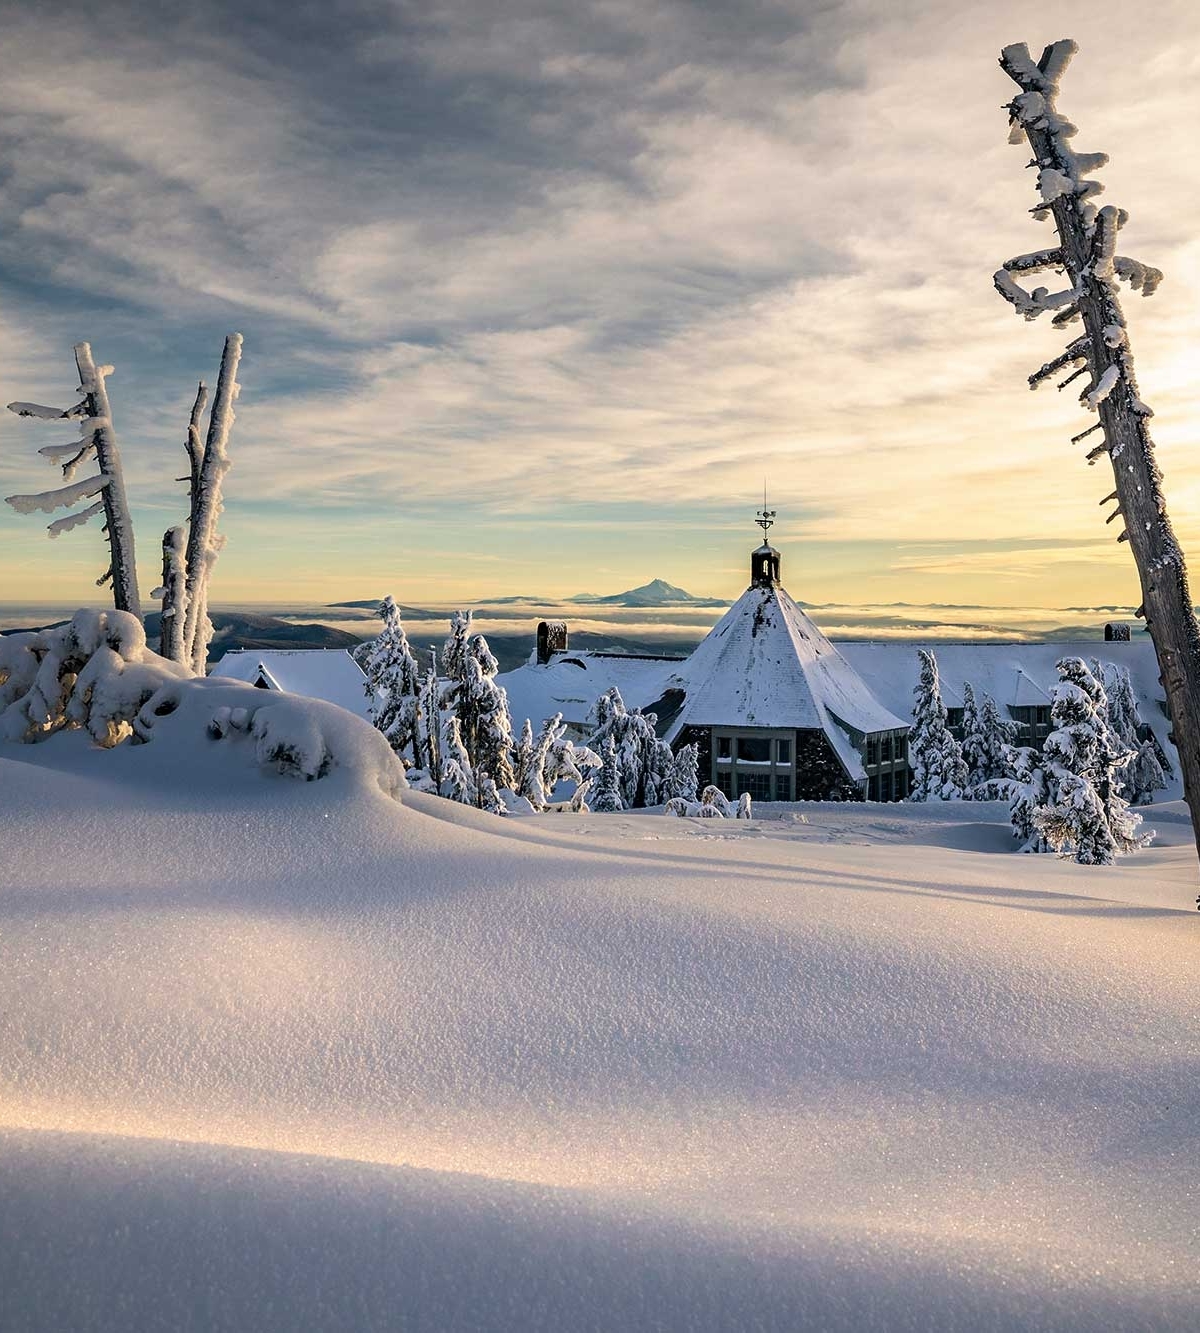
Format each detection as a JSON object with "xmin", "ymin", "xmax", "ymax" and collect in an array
[
  {"xmin": 542, "ymin": 717, "xmax": 600, "ymax": 808},
  {"xmin": 1030, "ymin": 657, "xmax": 1151, "ymax": 864},
  {"xmin": 512, "ymin": 718, "xmax": 535, "ymax": 797},
  {"xmin": 439, "ymin": 714, "xmax": 477, "ymax": 805},
  {"xmin": 960, "ymin": 684, "xmax": 1018, "ymax": 792},
  {"xmin": 464, "ymin": 643, "xmax": 516, "ymax": 792},
  {"xmin": 358, "ymin": 596, "xmax": 421, "ymax": 763},
  {"xmin": 417, "ymin": 652, "xmax": 442, "ymax": 788},
  {"xmin": 590, "ymin": 735, "xmax": 624, "ymax": 813},
  {"xmin": 1101, "ymin": 663, "xmax": 1168, "ymax": 804},
  {"xmin": 909, "ymin": 650, "xmax": 969, "ymax": 801},
  {"xmin": 585, "ymin": 686, "xmax": 666, "ymax": 808},
  {"xmin": 440, "ymin": 611, "xmax": 473, "ymax": 706},
  {"xmin": 1008, "ymin": 745, "xmax": 1051, "ymax": 852},
  {"xmin": 475, "ymin": 769, "xmax": 505, "ymax": 815},
  {"xmin": 665, "ymin": 742, "xmax": 700, "ymax": 803}
]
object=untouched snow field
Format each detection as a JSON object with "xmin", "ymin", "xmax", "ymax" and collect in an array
[{"xmin": 1, "ymin": 731, "xmax": 1198, "ymax": 1331}]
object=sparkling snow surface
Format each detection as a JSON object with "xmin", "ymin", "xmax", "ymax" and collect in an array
[{"xmin": 1, "ymin": 732, "xmax": 1198, "ymax": 1331}]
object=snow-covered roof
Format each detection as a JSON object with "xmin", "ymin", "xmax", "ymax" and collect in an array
[
  {"xmin": 500, "ymin": 650, "xmax": 684, "ymax": 734},
  {"xmin": 666, "ymin": 584, "xmax": 908, "ymax": 742},
  {"xmin": 211, "ymin": 649, "xmax": 371, "ymax": 719}
]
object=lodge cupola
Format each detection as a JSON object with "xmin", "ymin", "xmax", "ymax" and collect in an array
[
  {"xmin": 751, "ymin": 542, "xmax": 781, "ymax": 587},
  {"xmin": 751, "ymin": 500, "xmax": 781, "ymax": 587}
]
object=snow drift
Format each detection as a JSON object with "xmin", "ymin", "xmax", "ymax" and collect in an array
[{"xmin": 0, "ymin": 725, "xmax": 1196, "ymax": 1328}]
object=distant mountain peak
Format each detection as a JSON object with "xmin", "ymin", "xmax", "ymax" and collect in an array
[{"xmin": 569, "ymin": 578, "xmax": 720, "ymax": 607}]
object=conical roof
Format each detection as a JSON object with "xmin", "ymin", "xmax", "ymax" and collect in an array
[{"xmin": 666, "ymin": 582, "xmax": 907, "ymax": 743}]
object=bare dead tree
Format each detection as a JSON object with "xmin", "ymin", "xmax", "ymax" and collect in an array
[
  {"xmin": 180, "ymin": 333, "xmax": 243, "ymax": 675},
  {"xmin": 5, "ymin": 343, "xmax": 141, "ymax": 616},
  {"xmin": 995, "ymin": 39, "xmax": 1200, "ymax": 873},
  {"xmin": 155, "ymin": 381, "xmax": 208, "ymax": 662}
]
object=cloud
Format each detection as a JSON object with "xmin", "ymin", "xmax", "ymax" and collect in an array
[{"xmin": 1, "ymin": 0, "xmax": 1198, "ymax": 605}]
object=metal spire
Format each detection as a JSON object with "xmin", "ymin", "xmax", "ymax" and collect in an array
[{"xmin": 755, "ymin": 481, "xmax": 776, "ymax": 542}]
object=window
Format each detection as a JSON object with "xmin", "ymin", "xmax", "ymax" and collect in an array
[
  {"xmin": 736, "ymin": 736, "xmax": 771, "ymax": 763},
  {"xmin": 894, "ymin": 733, "xmax": 906, "ymax": 763},
  {"xmin": 880, "ymin": 771, "xmax": 893, "ymax": 801},
  {"xmin": 736, "ymin": 772, "xmax": 772, "ymax": 801},
  {"xmin": 866, "ymin": 738, "xmax": 880, "ymax": 766},
  {"xmin": 895, "ymin": 769, "xmax": 908, "ymax": 799},
  {"xmin": 776, "ymin": 738, "xmax": 791, "ymax": 765},
  {"xmin": 773, "ymin": 774, "xmax": 792, "ymax": 801},
  {"xmin": 717, "ymin": 736, "xmax": 731, "ymax": 760},
  {"xmin": 880, "ymin": 735, "xmax": 892, "ymax": 763},
  {"xmin": 867, "ymin": 775, "xmax": 879, "ymax": 801},
  {"xmin": 716, "ymin": 771, "xmax": 733, "ymax": 797}
]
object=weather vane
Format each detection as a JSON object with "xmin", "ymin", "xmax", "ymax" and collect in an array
[{"xmin": 755, "ymin": 480, "xmax": 776, "ymax": 539}]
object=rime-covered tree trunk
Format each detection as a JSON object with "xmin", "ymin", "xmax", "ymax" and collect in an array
[
  {"xmin": 158, "ymin": 381, "xmax": 208, "ymax": 662},
  {"xmin": 182, "ymin": 334, "xmax": 242, "ymax": 674},
  {"xmin": 73, "ymin": 343, "xmax": 140, "ymax": 617},
  {"xmin": 996, "ymin": 40, "xmax": 1200, "ymax": 871}
]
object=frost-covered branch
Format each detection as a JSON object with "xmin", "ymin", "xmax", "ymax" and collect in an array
[
  {"xmin": 1027, "ymin": 335, "xmax": 1090, "ymax": 389},
  {"xmin": 6, "ymin": 473, "xmax": 110, "ymax": 515}
]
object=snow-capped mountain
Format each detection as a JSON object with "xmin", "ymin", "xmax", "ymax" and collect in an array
[{"xmin": 569, "ymin": 578, "xmax": 723, "ymax": 608}]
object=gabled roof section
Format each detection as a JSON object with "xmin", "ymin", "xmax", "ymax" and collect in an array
[
  {"xmin": 211, "ymin": 649, "xmax": 371, "ymax": 719},
  {"xmin": 666, "ymin": 584, "xmax": 907, "ymax": 742}
]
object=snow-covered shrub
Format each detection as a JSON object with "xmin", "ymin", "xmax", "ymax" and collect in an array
[
  {"xmin": 665, "ymin": 787, "xmax": 752, "ymax": 820},
  {"xmin": 909, "ymin": 650, "xmax": 969, "ymax": 801},
  {"xmin": 0, "ymin": 608, "xmax": 406, "ymax": 796},
  {"xmin": 0, "ymin": 609, "xmax": 190, "ymax": 745}
]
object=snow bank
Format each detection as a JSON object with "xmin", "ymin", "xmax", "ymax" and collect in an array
[
  {"xmin": 0, "ymin": 743, "xmax": 1195, "ymax": 1329},
  {"xmin": 0, "ymin": 609, "xmax": 405, "ymax": 796}
]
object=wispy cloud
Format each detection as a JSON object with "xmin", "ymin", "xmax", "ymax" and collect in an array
[{"xmin": 1, "ymin": 0, "xmax": 1198, "ymax": 606}]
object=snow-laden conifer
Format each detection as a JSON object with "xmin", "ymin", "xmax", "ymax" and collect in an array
[
  {"xmin": 461, "ymin": 638, "xmax": 515, "ymax": 792},
  {"xmin": 1101, "ymin": 662, "xmax": 1167, "ymax": 804},
  {"xmin": 909, "ymin": 650, "xmax": 969, "ymax": 801},
  {"xmin": 961, "ymin": 684, "xmax": 1018, "ymax": 791},
  {"xmin": 417, "ymin": 653, "xmax": 442, "ymax": 788},
  {"xmin": 543, "ymin": 719, "xmax": 600, "ymax": 807},
  {"xmin": 359, "ymin": 596, "xmax": 422, "ymax": 763},
  {"xmin": 586, "ymin": 685, "xmax": 666, "ymax": 808},
  {"xmin": 512, "ymin": 718, "xmax": 535, "ymax": 796},
  {"xmin": 1030, "ymin": 657, "xmax": 1151, "ymax": 864},
  {"xmin": 591, "ymin": 735, "xmax": 624, "ymax": 813},
  {"xmin": 439, "ymin": 714, "xmax": 478, "ymax": 805},
  {"xmin": 665, "ymin": 741, "xmax": 700, "ymax": 803}
]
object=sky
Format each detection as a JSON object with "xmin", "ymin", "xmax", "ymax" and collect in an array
[{"xmin": 1, "ymin": 0, "xmax": 1198, "ymax": 610}]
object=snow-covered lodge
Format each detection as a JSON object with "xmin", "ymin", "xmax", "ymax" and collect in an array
[{"xmin": 498, "ymin": 523, "xmax": 1173, "ymax": 803}]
